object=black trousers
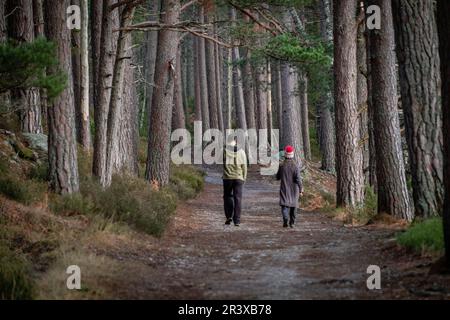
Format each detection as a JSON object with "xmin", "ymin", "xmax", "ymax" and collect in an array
[
  {"xmin": 223, "ymin": 179, "xmax": 244, "ymax": 224},
  {"xmin": 281, "ymin": 206, "xmax": 297, "ymax": 225}
]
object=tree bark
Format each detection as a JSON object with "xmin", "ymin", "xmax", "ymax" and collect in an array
[
  {"xmin": 242, "ymin": 49, "xmax": 256, "ymax": 130},
  {"xmin": 116, "ymin": 43, "xmax": 139, "ymax": 176},
  {"xmin": 103, "ymin": 5, "xmax": 135, "ymax": 187},
  {"xmin": 90, "ymin": 0, "xmax": 103, "ymax": 109},
  {"xmin": 392, "ymin": 0, "xmax": 443, "ymax": 218},
  {"xmin": 369, "ymin": 0, "xmax": 412, "ymax": 221},
  {"xmin": 145, "ymin": 0, "xmax": 180, "ymax": 187},
  {"xmin": 214, "ymin": 42, "xmax": 223, "ymax": 131},
  {"xmin": 193, "ymin": 37, "xmax": 202, "ymax": 123},
  {"xmin": 270, "ymin": 60, "xmax": 281, "ymax": 132},
  {"xmin": 223, "ymin": 47, "xmax": 232, "ymax": 130},
  {"xmin": 71, "ymin": 0, "xmax": 81, "ymax": 144},
  {"xmin": 79, "ymin": 0, "xmax": 91, "ymax": 150},
  {"xmin": 198, "ymin": 7, "xmax": 210, "ymax": 133},
  {"xmin": 363, "ymin": 2, "xmax": 377, "ymax": 188},
  {"xmin": 204, "ymin": 15, "xmax": 218, "ymax": 130},
  {"xmin": 230, "ymin": 7, "xmax": 246, "ymax": 130},
  {"xmin": 333, "ymin": 0, "xmax": 364, "ymax": 207},
  {"xmin": 255, "ymin": 60, "xmax": 268, "ymax": 133},
  {"xmin": 141, "ymin": 0, "xmax": 159, "ymax": 134},
  {"xmin": 0, "ymin": 0, "xmax": 6, "ymax": 42},
  {"xmin": 300, "ymin": 74, "xmax": 311, "ymax": 160},
  {"xmin": 280, "ymin": 63, "xmax": 302, "ymax": 166},
  {"xmin": 437, "ymin": 0, "xmax": 450, "ymax": 264},
  {"xmin": 318, "ymin": 0, "xmax": 335, "ymax": 172},
  {"xmin": 7, "ymin": 0, "xmax": 42, "ymax": 134},
  {"xmin": 44, "ymin": 0, "xmax": 79, "ymax": 194},
  {"xmin": 319, "ymin": 95, "xmax": 335, "ymax": 172},
  {"xmin": 92, "ymin": 0, "xmax": 119, "ymax": 179},
  {"xmin": 357, "ymin": 4, "xmax": 369, "ymax": 184},
  {"xmin": 172, "ymin": 43, "xmax": 185, "ymax": 130}
]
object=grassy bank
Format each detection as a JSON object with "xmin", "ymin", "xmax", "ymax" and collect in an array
[
  {"xmin": 397, "ymin": 218, "xmax": 444, "ymax": 255},
  {"xmin": 0, "ymin": 147, "xmax": 205, "ymax": 299}
]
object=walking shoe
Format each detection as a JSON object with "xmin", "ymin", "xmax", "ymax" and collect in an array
[
  {"xmin": 283, "ymin": 221, "xmax": 288, "ymax": 228},
  {"xmin": 225, "ymin": 219, "xmax": 232, "ymax": 225},
  {"xmin": 289, "ymin": 223, "xmax": 295, "ymax": 228},
  {"xmin": 234, "ymin": 222, "xmax": 240, "ymax": 227}
]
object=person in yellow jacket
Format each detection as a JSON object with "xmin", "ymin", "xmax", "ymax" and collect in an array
[{"xmin": 223, "ymin": 138, "xmax": 247, "ymax": 226}]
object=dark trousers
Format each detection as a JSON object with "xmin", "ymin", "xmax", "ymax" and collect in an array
[
  {"xmin": 281, "ymin": 206, "xmax": 297, "ymax": 225},
  {"xmin": 223, "ymin": 179, "xmax": 244, "ymax": 224}
]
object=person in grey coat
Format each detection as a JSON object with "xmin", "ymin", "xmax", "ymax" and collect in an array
[{"xmin": 276, "ymin": 145, "xmax": 303, "ymax": 228}]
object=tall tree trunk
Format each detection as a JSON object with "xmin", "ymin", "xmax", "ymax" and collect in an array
[
  {"xmin": 0, "ymin": 0, "xmax": 5, "ymax": 42},
  {"xmin": 320, "ymin": 95, "xmax": 335, "ymax": 172},
  {"xmin": 223, "ymin": 47, "xmax": 232, "ymax": 130},
  {"xmin": 255, "ymin": 60, "xmax": 268, "ymax": 133},
  {"xmin": 293, "ymin": 68, "xmax": 304, "ymax": 159},
  {"xmin": 363, "ymin": 2, "xmax": 377, "ymax": 188},
  {"xmin": 392, "ymin": 0, "xmax": 443, "ymax": 218},
  {"xmin": 267, "ymin": 62, "xmax": 273, "ymax": 145},
  {"xmin": 0, "ymin": 0, "xmax": 8, "ymax": 110},
  {"xmin": 32, "ymin": 0, "xmax": 47, "ymax": 130},
  {"xmin": 369, "ymin": 0, "xmax": 412, "ymax": 221},
  {"xmin": 270, "ymin": 60, "xmax": 281, "ymax": 132},
  {"xmin": 280, "ymin": 63, "xmax": 302, "ymax": 166},
  {"xmin": 93, "ymin": 0, "xmax": 119, "ymax": 179},
  {"xmin": 198, "ymin": 7, "xmax": 210, "ymax": 133},
  {"xmin": 141, "ymin": 0, "xmax": 159, "ymax": 134},
  {"xmin": 44, "ymin": 0, "xmax": 79, "ymax": 194},
  {"xmin": 300, "ymin": 74, "xmax": 311, "ymax": 160},
  {"xmin": 103, "ymin": 5, "xmax": 135, "ymax": 187},
  {"xmin": 78, "ymin": 0, "xmax": 91, "ymax": 150},
  {"xmin": 242, "ymin": 49, "xmax": 256, "ymax": 130},
  {"xmin": 193, "ymin": 37, "xmax": 202, "ymax": 123},
  {"xmin": 318, "ymin": 0, "xmax": 335, "ymax": 172},
  {"xmin": 7, "ymin": 0, "xmax": 42, "ymax": 134},
  {"xmin": 437, "ymin": 0, "xmax": 450, "ymax": 265},
  {"xmin": 333, "ymin": 0, "xmax": 364, "ymax": 207},
  {"xmin": 116, "ymin": 45, "xmax": 139, "ymax": 176},
  {"xmin": 145, "ymin": 0, "xmax": 180, "ymax": 187},
  {"xmin": 230, "ymin": 7, "xmax": 246, "ymax": 130},
  {"xmin": 71, "ymin": 0, "xmax": 81, "ymax": 144},
  {"xmin": 357, "ymin": 5, "xmax": 369, "ymax": 184},
  {"xmin": 205, "ymin": 15, "xmax": 218, "ymax": 130},
  {"xmin": 214, "ymin": 42, "xmax": 224, "ymax": 131},
  {"xmin": 172, "ymin": 44, "xmax": 185, "ymax": 130},
  {"xmin": 90, "ymin": 0, "xmax": 103, "ymax": 109}
]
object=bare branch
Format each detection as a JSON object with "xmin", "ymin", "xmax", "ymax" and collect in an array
[
  {"xmin": 109, "ymin": 0, "xmax": 144, "ymax": 11},
  {"xmin": 182, "ymin": 27, "xmax": 234, "ymax": 48},
  {"xmin": 227, "ymin": 1, "xmax": 279, "ymax": 36},
  {"xmin": 181, "ymin": 0, "xmax": 198, "ymax": 12}
]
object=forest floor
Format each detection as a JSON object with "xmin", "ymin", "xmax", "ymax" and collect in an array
[{"xmin": 67, "ymin": 165, "xmax": 450, "ymax": 300}]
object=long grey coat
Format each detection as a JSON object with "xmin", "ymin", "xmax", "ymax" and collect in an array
[{"xmin": 276, "ymin": 159, "xmax": 303, "ymax": 208}]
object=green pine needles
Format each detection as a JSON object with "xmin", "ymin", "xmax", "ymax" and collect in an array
[{"xmin": 0, "ymin": 37, "xmax": 67, "ymax": 100}]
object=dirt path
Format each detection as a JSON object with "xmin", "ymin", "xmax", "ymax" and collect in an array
[{"xmin": 103, "ymin": 167, "xmax": 450, "ymax": 299}]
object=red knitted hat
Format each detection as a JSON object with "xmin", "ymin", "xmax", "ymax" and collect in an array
[{"xmin": 285, "ymin": 145, "xmax": 294, "ymax": 158}]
